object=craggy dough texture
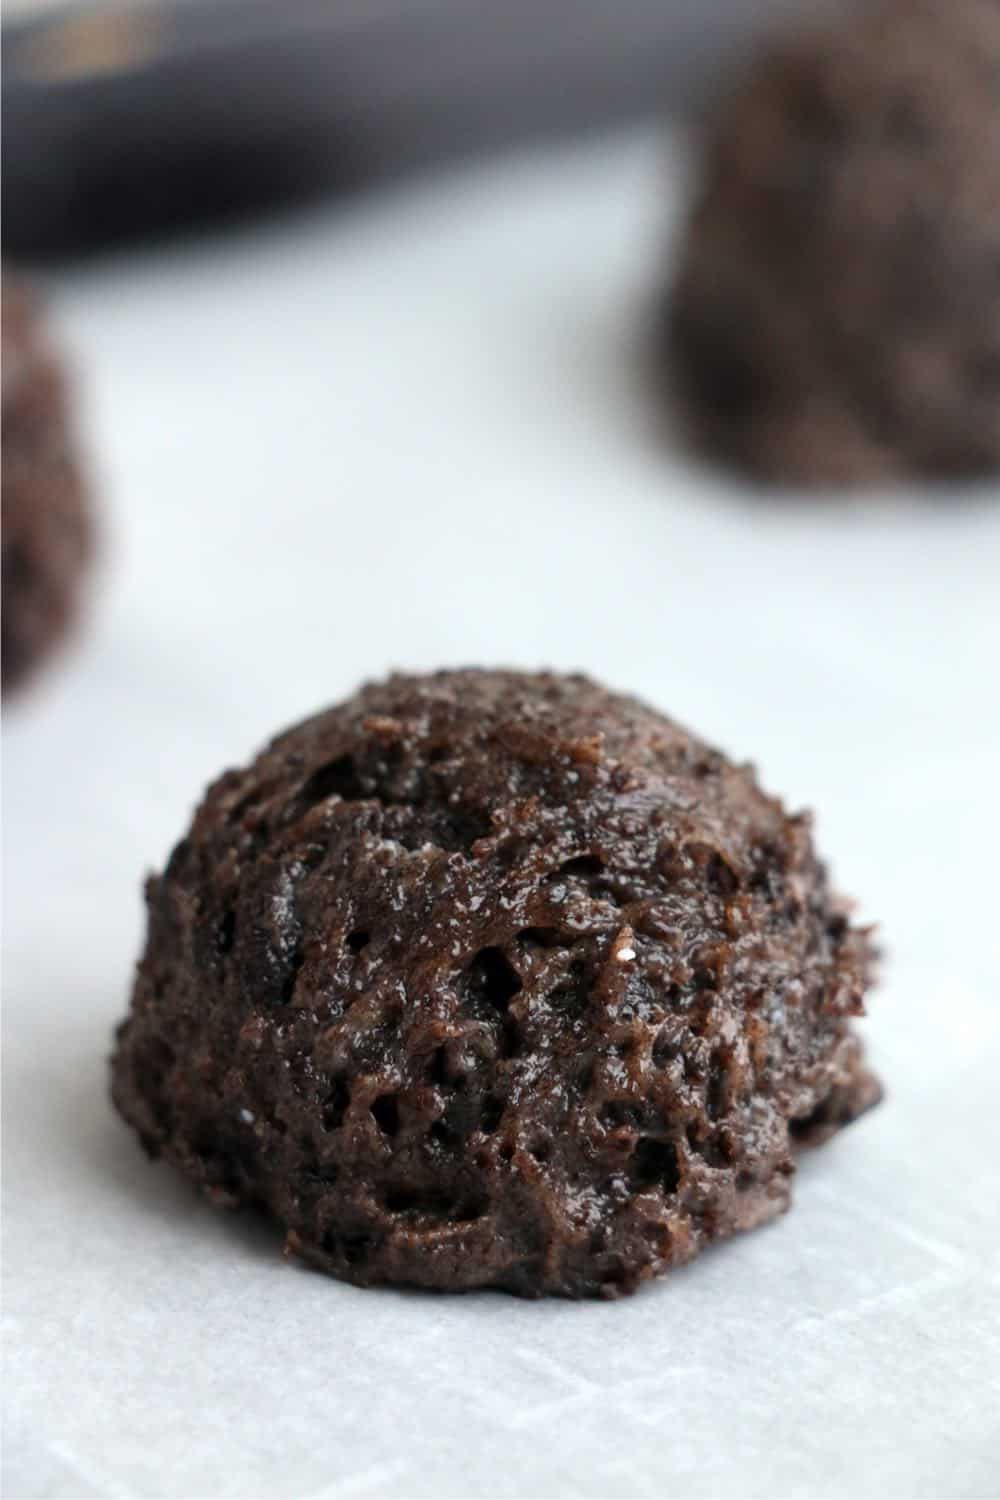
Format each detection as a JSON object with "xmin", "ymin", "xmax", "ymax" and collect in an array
[
  {"xmin": 664, "ymin": 0, "xmax": 1000, "ymax": 484},
  {"xmin": 2, "ymin": 281, "xmax": 92, "ymax": 693},
  {"xmin": 112, "ymin": 671, "xmax": 881, "ymax": 1297}
]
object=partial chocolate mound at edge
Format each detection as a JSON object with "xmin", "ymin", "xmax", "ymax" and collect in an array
[
  {"xmin": 2, "ymin": 280, "xmax": 92, "ymax": 693},
  {"xmin": 661, "ymin": 0, "xmax": 1000, "ymax": 486},
  {"xmin": 112, "ymin": 670, "xmax": 881, "ymax": 1298}
]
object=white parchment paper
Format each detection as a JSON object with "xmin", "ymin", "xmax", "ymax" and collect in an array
[{"xmin": 4, "ymin": 131, "xmax": 999, "ymax": 1500}]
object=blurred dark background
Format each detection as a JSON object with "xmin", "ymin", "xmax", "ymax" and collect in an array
[{"xmin": 3, "ymin": 0, "xmax": 844, "ymax": 258}]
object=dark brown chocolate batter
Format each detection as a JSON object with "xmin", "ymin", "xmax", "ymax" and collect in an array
[
  {"xmin": 662, "ymin": 0, "xmax": 1000, "ymax": 484},
  {"xmin": 2, "ymin": 280, "xmax": 92, "ymax": 692},
  {"xmin": 112, "ymin": 670, "xmax": 880, "ymax": 1297}
]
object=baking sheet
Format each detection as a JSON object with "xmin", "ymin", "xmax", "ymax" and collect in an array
[{"xmin": 3, "ymin": 129, "xmax": 999, "ymax": 1500}]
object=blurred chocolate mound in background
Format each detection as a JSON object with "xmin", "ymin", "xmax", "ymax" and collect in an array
[{"xmin": 663, "ymin": 0, "xmax": 1000, "ymax": 485}]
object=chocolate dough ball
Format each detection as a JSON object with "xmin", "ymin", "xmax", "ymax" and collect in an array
[
  {"xmin": 112, "ymin": 671, "xmax": 880, "ymax": 1298},
  {"xmin": 2, "ymin": 281, "xmax": 92, "ymax": 692},
  {"xmin": 663, "ymin": 0, "xmax": 1000, "ymax": 484}
]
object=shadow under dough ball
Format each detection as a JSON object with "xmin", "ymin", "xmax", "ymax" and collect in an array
[
  {"xmin": 112, "ymin": 670, "xmax": 881, "ymax": 1298},
  {"xmin": 663, "ymin": 0, "xmax": 1000, "ymax": 484},
  {"xmin": 2, "ymin": 281, "xmax": 92, "ymax": 692}
]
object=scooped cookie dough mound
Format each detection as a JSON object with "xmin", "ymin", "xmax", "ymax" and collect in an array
[
  {"xmin": 2, "ymin": 280, "xmax": 93, "ymax": 693},
  {"xmin": 663, "ymin": 0, "xmax": 1000, "ymax": 484},
  {"xmin": 112, "ymin": 670, "xmax": 880, "ymax": 1297}
]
